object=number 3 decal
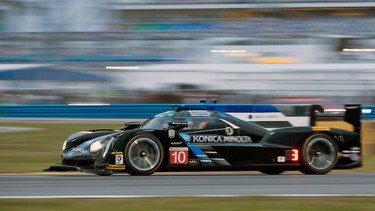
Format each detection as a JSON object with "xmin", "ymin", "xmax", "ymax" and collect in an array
[{"xmin": 169, "ymin": 147, "xmax": 188, "ymax": 164}]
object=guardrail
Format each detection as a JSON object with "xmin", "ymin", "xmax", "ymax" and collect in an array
[
  {"xmin": 361, "ymin": 105, "xmax": 375, "ymax": 119},
  {"xmin": 0, "ymin": 104, "xmax": 172, "ymax": 118},
  {"xmin": 0, "ymin": 104, "xmax": 374, "ymax": 119},
  {"xmin": 0, "ymin": 104, "xmax": 314, "ymax": 129},
  {"xmin": 0, "ymin": 56, "xmax": 181, "ymax": 62}
]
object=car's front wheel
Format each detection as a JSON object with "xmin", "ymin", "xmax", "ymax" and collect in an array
[
  {"xmin": 300, "ymin": 133, "xmax": 338, "ymax": 174},
  {"xmin": 124, "ymin": 134, "xmax": 164, "ymax": 176}
]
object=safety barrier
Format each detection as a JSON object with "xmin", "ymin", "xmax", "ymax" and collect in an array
[
  {"xmin": 361, "ymin": 105, "xmax": 375, "ymax": 119},
  {"xmin": 0, "ymin": 104, "xmax": 374, "ymax": 119},
  {"xmin": 0, "ymin": 104, "xmax": 172, "ymax": 118}
]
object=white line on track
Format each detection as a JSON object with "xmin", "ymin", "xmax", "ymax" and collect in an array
[{"xmin": 1, "ymin": 194, "xmax": 375, "ymax": 199}]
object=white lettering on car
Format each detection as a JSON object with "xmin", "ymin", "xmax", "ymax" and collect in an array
[{"xmin": 192, "ymin": 136, "xmax": 252, "ymax": 143}]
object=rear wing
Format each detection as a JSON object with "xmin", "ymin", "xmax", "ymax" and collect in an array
[
  {"xmin": 311, "ymin": 104, "xmax": 361, "ymax": 133},
  {"xmin": 344, "ymin": 105, "xmax": 361, "ymax": 134}
]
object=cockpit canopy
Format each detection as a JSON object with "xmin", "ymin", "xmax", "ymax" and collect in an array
[{"xmin": 140, "ymin": 109, "xmax": 268, "ymax": 140}]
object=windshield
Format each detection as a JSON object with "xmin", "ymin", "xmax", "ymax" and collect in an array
[{"xmin": 139, "ymin": 118, "xmax": 172, "ymax": 130}]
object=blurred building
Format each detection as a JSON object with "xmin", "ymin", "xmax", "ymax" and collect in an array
[{"xmin": 0, "ymin": 0, "xmax": 375, "ymax": 104}]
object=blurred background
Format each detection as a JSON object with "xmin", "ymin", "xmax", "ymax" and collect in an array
[{"xmin": 1, "ymin": 0, "xmax": 375, "ymax": 105}]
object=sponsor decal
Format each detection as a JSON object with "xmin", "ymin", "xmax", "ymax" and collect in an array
[
  {"xmin": 111, "ymin": 151, "xmax": 123, "ymax": 155},
  {"xmin": 171, "ymin": 141, "xmax": 183, "ymax": 145},
  {"xmin": 169, "ymin": 147, "xmax": 189, "ymax": 164},
  {"xmin": 191, "ymin": 135, "xmax": 252, "ymax": 143},
  {"xmin": 350, "ymin": 153, "xmax": 361, "ymax": 161},
  {"xmin": 188, "ymin": 111, "xmax": 211, "ymax": 116},
  {"xmin": 115, "ymin": 154, "xmax": 124, "ymax": 165},
  {"xmin": 168, "ymin": 129, "xmax": 176, "ymax": 138},
  {"xmin": 277, "ymin": 156, "xmax": 286, "ymax": 163},
  {"xmin": 225, "ymin": 127, "xmax": 234, "ymax": 136},
  {"xmin": 71, "ymin": 148, "xmax": 88, "ymax": 153},
  {"xmin": 189, "ymin": 159, "xmax": 200, "ymax": 166},
  {"xmin": 106, "ymin": 164, "xmax": 125, "ymax": 170},
  {"xmin": 342, "ymin": 147, "xmax": 361, "ymax": 161}
]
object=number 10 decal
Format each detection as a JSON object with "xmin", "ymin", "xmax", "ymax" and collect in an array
[{"xmin": 169, "ymin": 147, "xmax": 189, "ymax": 164}]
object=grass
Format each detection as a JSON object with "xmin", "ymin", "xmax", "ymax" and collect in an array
[
  {"xmin": 0, "ymin": 122, "xmax": 120, "ymax": 173},
  {"xmin": 0, "ymin": 197, "xmax": 375, "ymax": 211},
  {"xmin": 0, "ymin": 122, "xmax": 374, "ymax": 173}
]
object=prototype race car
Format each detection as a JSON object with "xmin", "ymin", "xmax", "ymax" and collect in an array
[{"xmin": 49, "ymin": 104, "xmax": 362, "ymax": 176}]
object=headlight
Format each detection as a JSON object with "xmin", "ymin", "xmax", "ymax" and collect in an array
[
  {"xmin": 62, "ymin": 140, "xmax": 67, "ymax": 151},
  {"xmin": 90, "ymin": 140, "xmax": 105, "ymax": 152}
]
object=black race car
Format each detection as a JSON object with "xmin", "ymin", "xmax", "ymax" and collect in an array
[{"xmin": 49, "ymin": 104, "xmax": 362, "ymax": 175}]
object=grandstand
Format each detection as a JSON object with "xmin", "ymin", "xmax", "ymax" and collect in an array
[{"xmin": 0, "ymin": 0, "xmax": 375, "ymax": 104}]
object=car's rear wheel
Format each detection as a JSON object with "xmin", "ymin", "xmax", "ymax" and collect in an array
[
  {"xmin": 125, "ymin": 134, "xmax": 164, "ymax": 175},
  {"xmin": 300, "ymin": 133, "xmax": 338, "ymax": 174}
]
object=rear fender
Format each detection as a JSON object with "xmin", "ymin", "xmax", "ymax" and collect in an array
[{"xmin": 263, "ymin": 127, "xmax": 314, "ymax": 147}]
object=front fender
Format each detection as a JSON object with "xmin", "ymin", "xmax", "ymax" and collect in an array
[
  {"xmin": 94, "ymin": 129, "xmax": 170, "ymax": 171},
  {"xmin": 93, "ymin": 129, "xmax": 142, "ymax": 167},
  {"xmin": 64, "ymin": 130, "xmax": 118, "ymax": 151}
]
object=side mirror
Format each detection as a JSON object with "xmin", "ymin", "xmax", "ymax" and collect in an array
[{"xmin": 168, "ymin": 121, "xmax": 189, "ymax": 130}]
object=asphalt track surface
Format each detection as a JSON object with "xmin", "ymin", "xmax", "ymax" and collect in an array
[{"xmin": 1, "ymin": 172, "xmax": 375, "ymax": 198}]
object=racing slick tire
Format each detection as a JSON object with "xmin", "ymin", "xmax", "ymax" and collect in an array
[
  {"xmin": 300, "ymin": 133, "xmax": 338, "ymax": 174},
  {"xmin": 259, "ymin": 168, "xmax": 284, "ymax": 175},
  {"xmin": 124, "ymin": 133, "xmax": 164, "ymax": 176}
]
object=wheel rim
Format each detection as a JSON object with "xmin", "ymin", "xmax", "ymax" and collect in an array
[
  {"xmin": 306, "ymin": 137, "xmax": 336, "ymax": 170},
  {"xmin": 128, "ymin": 138, "xmax": 161, "ymax": 172}
]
